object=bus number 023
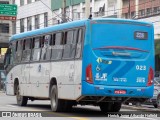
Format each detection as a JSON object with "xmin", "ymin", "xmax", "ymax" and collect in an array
[{"xmin": 136, "ymin": 65, "xmax": 146, "ymax": 71}]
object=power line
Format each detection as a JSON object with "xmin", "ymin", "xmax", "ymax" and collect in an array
[
  {"xmin": 40, "ymin": 0, "xmax": 72, "ymax": 22},
  {"xmin": 12, "ymin": 0, "xmax": 160, "ymax": 31},
  {"xmin": 98, "ymin": 0, "xmax": 158, "ymax": 16},
  {"xmin": 15, "ymin": 13, "xmax": 62, "ymax": 30},
  {"xmin": 51, "ymin": 0, "xmax": 160, "ymax": 21}
]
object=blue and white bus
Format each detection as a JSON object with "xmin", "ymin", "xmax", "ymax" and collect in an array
[{"xmin": 4, "ymin": 18, "xmax": 154, "ymax": 113}]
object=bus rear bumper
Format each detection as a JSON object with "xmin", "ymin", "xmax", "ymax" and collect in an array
[{"xmin": 82, "ymin": 82, "xmax": 154, "ymax": 98}]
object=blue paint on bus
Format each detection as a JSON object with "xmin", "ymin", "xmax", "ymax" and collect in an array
[
  {"xmin": 81, "ymin": 18, "xmax": 154, "ymax": 99},
  {"xmin": 10, "ymin": 18, "xmax": 154, "ymax": 100}
]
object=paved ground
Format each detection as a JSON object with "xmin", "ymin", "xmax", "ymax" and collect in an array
[{"xmin": 0, "ymin": 91, "xmax": 160, "ymax": 120}]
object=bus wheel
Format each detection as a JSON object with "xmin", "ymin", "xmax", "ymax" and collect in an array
[
  {"xmin": 50, "ymin": 85, "xmax": 64, "ymax": 112},
  {"xmin": 99, "ymin": 102, "xmax": 113, "ymax": 113},
  {"xmin": 99, "ymin": 102, "xmax": 121, "ymax": 113},
  {"xmin": 63, "ymin": 100, "xmax": 73, "ymax": 112},
  {"xmin": 16, "ymin": 84, "xmax": 28, "ymax": 106},
  {"xmin": 112, "ymin": 102, "xmax": 121, "ymax": 112}
]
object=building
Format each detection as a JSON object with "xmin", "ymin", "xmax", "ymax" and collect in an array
[
  {"xmin": 15, "ymin": 0, "xmax": 123, "ymax": 32},
  {"xmin": 15, "ymin": 0, "xmax": 123, "ymax": 31},
  {"xmin": 51, "ymin": 0, "xmax": 123, "ymax": 24},
  {"xmin": 0, "ymin": 0, "xmax": 11, "ymax": 45},
  {"xmin": 14, "ymin": 0, "xmax": 53, "ymax": 34},
  {"xmin": 0, "ymin": 0, "xmax": 13, "ymax": 69},
  {"xmin": 121, "ymin": 0, "xmax": 160, "ymax": 71}
]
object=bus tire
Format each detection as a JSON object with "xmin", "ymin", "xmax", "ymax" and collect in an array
[
  {"xmin": 112, "ymin": 102, "xmax": 121, "ymax": 112},
  {"xmin": 50, "ymin": 85, "xmax": 64, "ymax": 112},
  {"xmin": 99, "ymin": 102, "xmax": 121, "ymax": 113},
  {"xmin": 63, "ymin": 100, "xmax": 73, "ymax": 112},
  {"xmin": 99, "ymin": 102, "xmax": 113, "ymax": 113},
  {"xmin": 16, "ymin": 84, "xmax": 28, "ymax": 106}
]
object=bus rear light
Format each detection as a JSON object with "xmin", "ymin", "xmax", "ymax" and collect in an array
[
  {"xmin": 147, "ymin": 67, "xmax": 154, "ymax": 86},
  {"xmin": 86, "ymin": 64, "xmax": 93, "ymax": 84}
]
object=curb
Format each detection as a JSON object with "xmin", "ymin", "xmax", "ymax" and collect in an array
[{"xmin": 122, "ymin": 104, "xmax": 160, "ymax": 112}]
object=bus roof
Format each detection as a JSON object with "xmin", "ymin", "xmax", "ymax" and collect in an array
[{"xmin": 10, "ymin": 18, "xmax": 153, "ymax": 41}]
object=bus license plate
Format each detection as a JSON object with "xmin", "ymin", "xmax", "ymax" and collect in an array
[{"xmin": 114, "ymin": 90, "xmax": 126, "ymax": 94}]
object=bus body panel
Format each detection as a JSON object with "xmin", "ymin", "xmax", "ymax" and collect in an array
[
  {"xmin": 50, "ymin": 60, "xmax": 82, "ymax": 100},
  {"xmin": 6, "ymin": 60, "xmax": 82, "ymax": 100},
  {"xmin": 73, "ymin": 60, "xmax": 82, "ymax": 99},
  {"xmin": 6, "ymin": 65, "xmax": 24, "ymax": 96},
  {"xmin": 28, "ymin": 62, "xmax": 50, "ymax": 97},
  {"xmin": 82, "ymin": 19, "xmax": 154, "ymax": 99},
  {"xmin": 82, "ymin": 81, "xmax": 154, "ymax": 98},
  {"xmin": 21, "ymin": 64, "xmax": 31, "ymax": 96}
]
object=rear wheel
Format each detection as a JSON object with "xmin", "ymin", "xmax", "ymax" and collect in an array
[
  {"xmin": 99, "ymin": 102, "xmax": 121, "ymax": 113},
  {"xmin": 112, "ymin": 102, "xmax": 121, "ymax": 112},
  {"xmin": 63, "ymin": 100, "xmax": 73, "ymax": 112},
  {"xmin": 16, "ymin": 84, "xmax": 28, "ymax": 106}
]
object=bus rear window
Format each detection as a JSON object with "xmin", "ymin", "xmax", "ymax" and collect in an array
[{"xmin": 134, "ymin": 31, "xmax": 148, "ymax": 40}]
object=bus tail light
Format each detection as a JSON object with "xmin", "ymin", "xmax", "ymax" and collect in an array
[
  {"xmin": 86, "ymin": 64, "xmax": 93, "ymax": 84},
  {"xmin": 147, "ymin": 67, "xmax": 154, "ymax": 86}
]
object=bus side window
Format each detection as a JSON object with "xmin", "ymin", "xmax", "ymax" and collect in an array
[
  {"xmin": 75, "ymin": 29, "xmax": 83, "ymax": 58},
  {"xmin": 31, "ymin": 37, "xmax": 41, "ymax": 61},
  {"xmin": 40, "ymin": 35, "xmax": 52, "ymax": 61},
  {"xmin": 22, "ymin": 38, "xmax": 32, "ymax": 62},
  {"xmin": 15, "ymin": 40, "xmax": 23, "ymax": 64},
  {"xmin": 62, "ymin": 30, "xmax": 74, "ymax": 59},
  {"xmin": 51, "ymin": 32, "xmax": 63, "ymax": 60}
]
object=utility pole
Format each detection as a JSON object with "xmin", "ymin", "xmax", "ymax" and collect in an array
[
  {"xmin": 128, "ymin": 0, "xmax": 131, "ymax": 19},
  {"xmin": 62, "ymin": 0, "xmax": 67, "ymax": 23},
  {"xmin": 135, "ymin": 0, "xmax": 139, "ymax": 19},
  {"xmin": 85, "ymin": 0, "xmax": 90, "ymax": 19}
]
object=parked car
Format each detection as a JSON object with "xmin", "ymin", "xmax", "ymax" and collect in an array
[
  {"xmin": 147, "ymin": 71, "xmax": 160, "ymax": 108},
  {"xmin": 124, "ymin": 72, "xmax": 160, "ymax": 108}
]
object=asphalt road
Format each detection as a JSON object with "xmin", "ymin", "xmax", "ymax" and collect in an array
[{"xmin": 0, "ymin": 91, "xmax": 160, "ymax": 120}]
